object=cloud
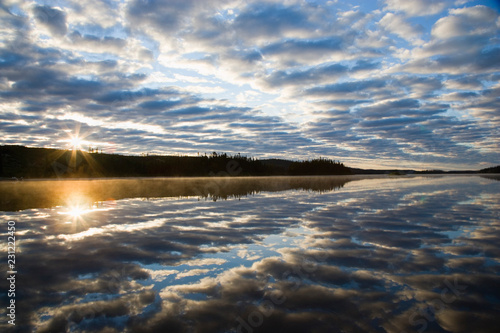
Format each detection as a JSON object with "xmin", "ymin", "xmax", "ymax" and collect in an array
[
  {"xmin": 400, "ymin": 46, "xmax": 500, "ymax": 75},
  {"xmin": 432, "ymin": 5, "xmax": 499, "ymax": 39},
  {"xmin": 264, "ymin": 63, "xmax": 348, "ymax": 88},
  {"xmin": 398, "ymin": 75, "xmax": 443, "ymax": 97},
  {"xmin": 138, "ymin": 99, "xmax": 183, "ymax": 111},
  {"xmin": 384, "ymin": 0, "xmax": 451, "ymax": 16},
  {"xmin": 395, "ymin": 5, "xmax": 500, "ymax": 75},
  {"xmin": 68, "ymin": 31, "xmax": 127, "ymax": 52},
  {"xmin": 233, "ymin": 2, "xmax": 312, "ymax": 40},
  {"xmin": 126, "ymin": 0, "xmax": 231, "ymax": 35},
  {"xmin": 304, "ymin": 79, "xmax": 389, "ymax": 98},
  {"xmin": 261, "ymin": 37, "xmax": 349, "ymax": 66},
  {"xmin": 378, "ymin": 13, "xmax": 424, "ymax": 43},
  {"xmin": 355, "ymin": 98, "xmax": 439, "ymax": 119},
  {"xmin": 0, "ymin": 0, "xmax": 499, "ymax": 168},
  {"xmin": 33, "ymin": 5, "xmax": 67, "ymax": 36},
  {"xmin": 126, "ymin": 0, "xmax": 195, "ymax": 33}
]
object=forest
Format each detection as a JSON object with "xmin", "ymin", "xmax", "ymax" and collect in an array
[
  {"xmin": 0, "ymin": 145, "xmax": 352, "ymax": 178},
  {"xmin": 2, "ymin": 145, "xmax": 497, "ymax": 179}
]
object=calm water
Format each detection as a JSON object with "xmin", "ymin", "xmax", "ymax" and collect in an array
[{"xmin": 1, "ymin": 175, "xmax": 499, "ymax": 333}]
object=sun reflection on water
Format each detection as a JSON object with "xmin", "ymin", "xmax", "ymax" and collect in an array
[
  {"xmin": 57, "ymin": 193, "xmax": 115, "ymax": 231},
  {"xmin": 66, "ymin": 204, "xmax": 90, "ymax": 218}
]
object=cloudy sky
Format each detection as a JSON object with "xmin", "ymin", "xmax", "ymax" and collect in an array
[{"xmin": 1, "ymin": 0, "xmax": 499, "ymax": 170}]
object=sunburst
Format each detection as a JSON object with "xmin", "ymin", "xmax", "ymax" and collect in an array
[
  {"xmin": 69, "ymin": 135, "xmax": 84, "ymax": 151},
  {"xmin": 57, "ymin": 200, "xmax": 91, "ymax": 232},
  {"xmin": 66, "ymin": 204, "xmax": 90, "ymax": 218},
  {"xmin": 55, "ymin": 124, "xmax": 106, "ymax": 176},
  {"xmin": 62, "ymin": 124, "xmax": 90, "ymax": 151}
]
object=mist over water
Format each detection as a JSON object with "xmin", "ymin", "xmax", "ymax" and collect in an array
[
  {"xmin": 0, "ymin": 176, "xmax": 354, "ymax": 211},
  {"xmin": 0, "ymin": 176, "xmax": 499, "ymax": 332}
]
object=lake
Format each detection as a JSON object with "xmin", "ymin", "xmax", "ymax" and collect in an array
[{"xmin": 1, "ymin": 175, "xmax": 499, "ymax": 332}]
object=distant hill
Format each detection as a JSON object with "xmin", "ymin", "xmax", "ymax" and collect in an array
[
  {"xmin": 261, "ymin": 159, "xmax": 293, "ymax": 174},
  {"xmin": 0, "ymin": 145, "xmax": 352, "ymax": 179},
  {"xmin": 480, "ymin": 165, "xmax": 500, "ymax": 173}
]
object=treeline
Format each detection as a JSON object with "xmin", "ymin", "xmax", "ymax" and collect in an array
[
  {"xmin": 0, "ymin": 145, "xmax": 352, "ymax": 179},
  {"xmin": 480, "ymin": 165, "xmax": 500, "ymax": 173},
  {"xmin": 288, "ymin": 157, "xmax": 351, "ymax": 175}
]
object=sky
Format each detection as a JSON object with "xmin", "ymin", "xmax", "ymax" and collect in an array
[{"xmin": 0, "ymin": 0, "xmax": 499, "ymax": 170}]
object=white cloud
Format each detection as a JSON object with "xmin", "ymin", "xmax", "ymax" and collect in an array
[
  {"xmin": 355, "ymin": 29, "xmax": 391, "ymax": 49},
  {"xmin": 338, "ymin": 9, "xmax": 373, "ymax": 30},
  {"xmin": 64, "ymin": 0, "xmax": 124, "ymax": 28},
  {"xmin": 384, "ymin": 0, "xmax": 450, "ymax": 16},
  {"xmin": 432, "ymin": 5, "xmax": 499, "ymax": 39},
  {"xmin": 176, "ymin": 268, "xmax": 212, "ymax": 279},
  {"xmin": 378, "ymin": 13, "xmax": 424, "ymax": 44}
]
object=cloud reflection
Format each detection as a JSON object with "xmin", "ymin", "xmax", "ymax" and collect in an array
[{"xmin": 0, "ymin": 176, "xmax": 499, "ymax": 332}]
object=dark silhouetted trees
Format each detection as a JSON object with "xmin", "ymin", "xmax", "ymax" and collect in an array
[
  {"xmin": 288, "ymin": 157, "xmax": 352, "ymax": 175},
  {"xmin": 480, "ymin": 165, "xmax": 500, "ymax": 173},
  {"xmin": 1, "ymin": 145, "xmax": 353, "ymax": 178}
]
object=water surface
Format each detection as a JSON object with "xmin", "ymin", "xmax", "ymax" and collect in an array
[{"xmin": 1, "ymin": 175, "xmax": 499, "ymax": 332}]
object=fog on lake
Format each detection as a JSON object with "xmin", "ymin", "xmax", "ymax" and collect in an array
[{"xmin": 1, "ymin": 175, "xmax": 499, "ymax": 332}]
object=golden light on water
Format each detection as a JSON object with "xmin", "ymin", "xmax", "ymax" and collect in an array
[
  {"xmin": 59, "ymin": 193, "xmax": 115, "ymax": 223},
  {"xmin": 59, "ymin": 203, "xmax": 91, "ymax": 227},
  {"xmin": 52, "ymin": 192, "xmax": 117, "ymax": 238},
  {"xmin": 57, "ymin": 193, "xmax": 94, "ymax": 227},
  {"xmin": 66, "ymin": 204, "xmax": 90, "ymax": 218}
]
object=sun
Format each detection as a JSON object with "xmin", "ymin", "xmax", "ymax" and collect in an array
[
  {"xmin": 67, "ymin": 204, "xmax": 87, "ymax": 217},
  {"xmin": 70, "ymin": 135, "xmax": 83, "ymax": 150},
  {"xmin": 59, "ymin": 202, "xmax": 91, "ymax": 219}
]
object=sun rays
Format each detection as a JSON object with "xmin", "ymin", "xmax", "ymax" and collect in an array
[
  {"xmin": 47, "ymin": 124, "xmax": 106, "ymax": 177},
  {"xmin": 66, "ymin": 204, "xmax": 90, "ymax": 218},
  {"xmin": 58, "ymin": 194, "xmax": 115, "ymax": 233},
  {"xmin": 59, "ymin": 194, "xmax": 93, "ymax": 223},
  {"xmin": 61, "ymin": 123, "xmax": 89, "ymax": 151},
  {"xmin": 69, "ymin": 134, "xmax": 84, "ymax": 151}
]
